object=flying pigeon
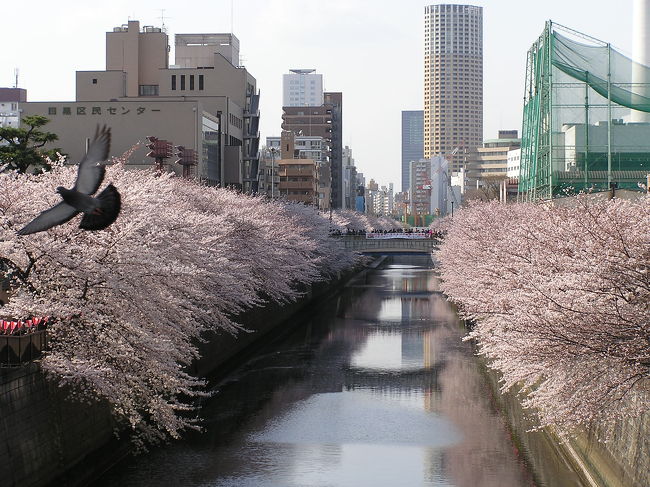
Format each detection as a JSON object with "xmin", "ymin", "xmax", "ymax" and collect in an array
[{"xmin": 17, "ymin": 126, "xmax": 121, "ymax": 235}]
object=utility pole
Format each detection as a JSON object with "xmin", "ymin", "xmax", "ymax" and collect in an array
[{"xmin": 270, "ymin": 147, "xmax": 276, "ymax": 199}]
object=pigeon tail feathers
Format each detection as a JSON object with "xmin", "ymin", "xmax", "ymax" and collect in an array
[{"xmin": 79, "ymin": 184, "xmax": 121, "ymax": 231}]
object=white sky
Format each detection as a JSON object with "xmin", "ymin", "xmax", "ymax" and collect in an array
[{"xmin": 3, "ymin": 0, "xmax": 634, "ymax": 189}]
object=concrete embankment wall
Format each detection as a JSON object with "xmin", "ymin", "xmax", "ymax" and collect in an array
[
  {"xmin": 584, "ymin": 411, "xmax": 650, "ymax": 487},
  {"xmin": 0, "ymin": 264, "xmax": 367, "ymax": 487},
  {"xmin": 0, "ymin": 365, "xmax": 116, "ymax": 487},
  {"xmin": 194, "ymin": 264, "xmax": 365, "ymax": 379},
  {"xmin": 481, "ymin": 360, "xmax": 649, "ymax": 487}
]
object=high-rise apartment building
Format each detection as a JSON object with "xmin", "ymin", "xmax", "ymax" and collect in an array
[
  {"xmin": 375, "ymin": 183, "xmax": 394, "ymax": 216},
  {"xmin": 281, "ymin": 91, "xmax": 343, "ymax": 208},
  {"xmin": 281, "ymin": 69, "xmax": 341, "ymax": 208},
  {"xmin": 323, "ymin": 92, "xmax": 343, "ymax": 208},
  {"xmin": 424, "ymin": 4, "xmax": 483, "ymax": 173},
  {"xmin": 276, "ymin": 131, "xmax": 319, "ymax": 206},
  {"xmin": 265, "ymin": 133, "xmax": 330, "ymax": 210},
  {"xmin": 283, "ymin": 69, "xmax": 324, "ymax": 107},
  {"xmin": 401, "ymin": 110, "xmax": 424, "ymax": 193}
]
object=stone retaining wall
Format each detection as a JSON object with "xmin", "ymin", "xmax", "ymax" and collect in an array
[
  {"xmin": 583, "ymin": 409, "xmax": 650, "ymax": 487},
  {"xmin": 0, "ymin": 365, "xmax": 116, "ymax": 487},
  {"xmin": 481, "ymin": 361, "xmax": 649, "ymax": 487}
]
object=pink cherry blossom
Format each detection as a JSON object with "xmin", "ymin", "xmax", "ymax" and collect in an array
[
  {"xmin": 436, "ymin": 196, "xmax": 650, "ymax": 434},
  {"xmin": 0, "ymin": 154, "xmax": 363, "ymax": 445}
]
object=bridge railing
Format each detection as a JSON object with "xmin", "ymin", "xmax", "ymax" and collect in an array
[{"xmin": 339, "ymin": 235, "xmax": 439, "ymax": 253}]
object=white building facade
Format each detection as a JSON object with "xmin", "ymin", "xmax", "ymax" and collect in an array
[
  {"xmin": 266, "ymin": 135, "xmax": 327, "ymax": 163},
  {"xmin": 0, "ymin": 88, "xmax": 26, "ymax": 129},
  {"xmin": 507, "ymin": 148, "xmax": 521, "ymax": 178},
  {"xmin": 282, "ymin": 69, "xmax": 324, "ymax": 107}
]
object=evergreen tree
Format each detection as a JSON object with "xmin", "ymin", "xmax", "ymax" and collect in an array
[{"xmin": 0, "ymin": 115, "xmax": 62, "ymax": 173}]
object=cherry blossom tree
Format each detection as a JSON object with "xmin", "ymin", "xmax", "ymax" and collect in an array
[
  {"xmin": 428, "ymin": 215, "xmax": 452, "ymax": 234},
  {"xmin": 0, "ymin": 154, "xmax": 362, "ymax": 445},
  {"xmin": 437, "ymin": 196, "xmax": 649, "ymax": 433},
  {"xmin": 329, "ymin": 209, "xmax": 402, "ymax": 232}
]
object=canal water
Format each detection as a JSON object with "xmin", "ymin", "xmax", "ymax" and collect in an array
[{"xmin": 93, "ymin": 255, "xmax": 541, "ymax": 486}]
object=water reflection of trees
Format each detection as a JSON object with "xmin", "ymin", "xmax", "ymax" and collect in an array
[
  {"xmin": 422, "ymin": 292, "xmax": 535, "ymax": 487},
  {"xmin": 175, "ymin": 260, "xmax": 536, "ymax": 486}
]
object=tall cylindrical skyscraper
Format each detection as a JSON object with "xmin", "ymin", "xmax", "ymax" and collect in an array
[{"xmin": 424, "ymin": 4, "xmax": 483, "ymax": 173}]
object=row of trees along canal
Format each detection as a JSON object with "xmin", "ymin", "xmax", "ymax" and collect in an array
[
  {"xmin": 0, "ymin": 116, "xmax": 400, "ymax": 446},
  {"xmin": 3, "ymin": 117, "xmax": 646, "ymax": 449},
  {"xmin": 436, "ymin": 197, "xmax": 649, "ymax": 435}
]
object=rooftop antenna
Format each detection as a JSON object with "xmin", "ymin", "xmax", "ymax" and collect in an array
[
  {"xmin": 157, "ymin": 8, "xmax": 171, "ymax": 33},
  {"xmin": 14, "ymin": 68, "xmax": 19, "ymax": 88},
  {"xmin": 231, "ymin": 0, "xmax": 234, "ymax": 34}
]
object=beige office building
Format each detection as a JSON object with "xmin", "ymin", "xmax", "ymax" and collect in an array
[
  {"xmin": 277, "ymin": 159, "xmax": 318, "ymax": 205},
  {"xmin": 466, "ymin": 130, "xmax": 521, "ymax": 183},
  {"xmin": 22, "ymin": 21, "xmax": 260, "ymax": 190},
  {"xmin": 409, "ymin": 159, "xmax": 432, "ymax": 216},
  {"xmin": 424, "ymin": 4, "xmax": 483, "ymax": 173}
]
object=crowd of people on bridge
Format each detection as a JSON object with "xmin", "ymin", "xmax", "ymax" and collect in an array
[{"xmin": 330, "ymin": 227, "xmax": 445, "ymax": 239}]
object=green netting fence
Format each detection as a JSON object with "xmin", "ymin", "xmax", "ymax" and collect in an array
[{"xmin": 519, "ymin": 21, "xmax": 650, "ymax": 200}]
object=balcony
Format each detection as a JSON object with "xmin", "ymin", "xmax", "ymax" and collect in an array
[
  {"xmin": 279, "ymin": 168, "xmax": 315, "ymax": 177},
  {"xmin": 279, "ymin": 181, "xmax": 315, "ymax": 190}
]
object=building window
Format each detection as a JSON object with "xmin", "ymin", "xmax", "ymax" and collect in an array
[
  {"xmin": 139, "ymin": 85, "xmax": 159, "ymax": 96},
  {"xmin": 190, "ymin": 75, "xmax": 195, "ymax": 90},
  {"xmin": 199, "ymin": 75, "xmax": 204, "ymax": 90},
  {"xmin": 172, "ymin": 75, "xmax": 176, "ymax": 90},
  {"xmin": 48, "ymin": 107, "xmax": 57, "ymax": 115},
  {"xmin": 181, "ymin": 75, "xmax": 186, "ymax": 90},
  {"xmin": 92, "ymin": 78, "xmax": 98, "ymax": 84}
]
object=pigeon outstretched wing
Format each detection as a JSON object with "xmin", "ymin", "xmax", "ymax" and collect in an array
[
  {"xmin": 17, "ymin": 202, "xmax": 79, "ymax": 236},
  {"xmin": 74, "ymin": 125, "xmax": 110, "ymax": 195}
]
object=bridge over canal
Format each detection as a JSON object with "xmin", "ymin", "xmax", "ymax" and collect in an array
[{"xmin": 340, "ymin": 235, "xmax": 439, "ymax": 254}]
